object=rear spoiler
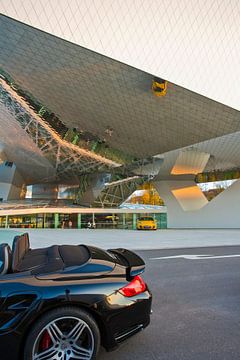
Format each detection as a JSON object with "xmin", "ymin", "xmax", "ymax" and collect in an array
[{"xmin": 108, "ymin": 248, "xmax": 145, "ymax": 280}]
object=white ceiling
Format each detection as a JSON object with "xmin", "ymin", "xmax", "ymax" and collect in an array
[{"xmin": 0, "ymin": 0, "xmax": 239, "ymax": 111}]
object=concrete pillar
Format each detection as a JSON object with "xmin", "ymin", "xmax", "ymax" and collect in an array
[
  {"xmin": 79, "ymin": 173, "xmax": 111, "ymax": 207},
  {"xmin": 154, "ymin": 179, "xmax": 240, "ymax": 228},
  {"xmin": 77, "ymin": 213, "xmax": 81, "ymax": 229},
  {"xmin": 132, "ymin": 213, "xmax": 137, "ymax": 230},
  {"xmin": 154, "ymin": 180, "xmax": 208, "ymax": 228},
  {"xmin": 54, "ymin": 213, "xmax": 59, "ymax": 229},
  {"xmin": 122, "ymin": 213, "xmax": 126, "ymax": 229},
  {"xmin": 0, "ymin": 161, "xmax": 25, "ymax": 200},
  {"xmin": 5, "ymin": 215, "xmax": 8, "ymax": 228}
]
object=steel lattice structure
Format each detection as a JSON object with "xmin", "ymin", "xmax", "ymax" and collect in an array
[
  {"xmin": 93, "ymin": 176, "xmax": 144, "ymax": 207},
  {"xmin": 0, "ymin": 79, "xmax": 120, "ymax": 183}
]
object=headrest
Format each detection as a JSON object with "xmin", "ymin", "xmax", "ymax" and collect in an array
[
  {"xmin": 12, "ymin": 233, "xmax": 30, "ymax": 272},
  {"xmin": 0, "ymin": 243, "xmax": 12, "ymax": 275}
]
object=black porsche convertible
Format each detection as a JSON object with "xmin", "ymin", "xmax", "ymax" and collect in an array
[{"xmin": 0, "ymin": 233, "xmax": 152, "ymax": 360}]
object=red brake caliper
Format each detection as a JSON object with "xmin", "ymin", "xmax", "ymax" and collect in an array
[{"xmin": 40, "ymin": 330, "xmax": 52, "ymax": 351}]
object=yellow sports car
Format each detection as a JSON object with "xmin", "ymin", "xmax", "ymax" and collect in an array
[{"xmin": 137, "ymin": 216, "xmax": 157, "ymax": 230}]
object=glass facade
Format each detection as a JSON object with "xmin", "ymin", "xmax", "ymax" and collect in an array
[{"xmin": 0, "ymin": 212, "xmax": 167, "ymax": 229}]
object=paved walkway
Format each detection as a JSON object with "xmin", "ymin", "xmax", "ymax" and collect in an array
[{"xmin": 2, "ymin": 228, "xmax": 240, "ymax": 250}]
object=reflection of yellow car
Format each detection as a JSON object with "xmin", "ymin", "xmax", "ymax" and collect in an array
[
  {"xmin": 105, "ymin": 215, "xmax": 119, "ymax": 222},
  {"xmin": 152, "ymin": 78, "xmax": 167, "ymax": 97},
  {"xmin": 137, "ymin": 217, "xmax": 157, "ymax": 230}
]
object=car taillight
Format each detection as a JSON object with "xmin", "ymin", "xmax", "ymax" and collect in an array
[{"xmin": 119, "ymin": 275, "xmax": 147, "ymax": 297}]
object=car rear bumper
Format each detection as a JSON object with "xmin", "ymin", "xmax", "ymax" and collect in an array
[
  {"xmin": 98, "ymin": 288, "xmax": 152, "ymax": 351},
  {"xmin": 115, "ymin": 323, "xmax": 145, "ymax": 343}
]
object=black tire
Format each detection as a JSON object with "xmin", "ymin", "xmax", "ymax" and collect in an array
[{"xmin": 24, "ymin": 306, "xmax": 100, "ymax": 360}]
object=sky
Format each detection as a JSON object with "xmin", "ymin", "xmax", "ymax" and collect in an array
[{"xmin": 0, "ymin": 0, "xmax": 240, "ymax": 110}]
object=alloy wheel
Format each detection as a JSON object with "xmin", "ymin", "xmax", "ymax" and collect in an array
[{"xmin": 32, "ymin": 316, "xmax": 94, "ymax": 360}]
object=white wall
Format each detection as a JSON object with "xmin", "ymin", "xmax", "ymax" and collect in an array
[
  {"xmin": 0, "ymin": 182, "xmax": 22, "ymax": 200},
  {"xmin": 0, "ymin": 162, "xmax": 24, "ymax": 200},
  {"xmin": 0, "ymin": 182, "xmax": 11, "ymax": 200},
  {"xmin": 154, "ymin": 179, "xmax": 240, "ymax": 228}
]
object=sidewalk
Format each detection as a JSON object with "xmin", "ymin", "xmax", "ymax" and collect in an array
[{"xmin": 3, "ymin": 228, "xmax": 240, "ymax": 250}]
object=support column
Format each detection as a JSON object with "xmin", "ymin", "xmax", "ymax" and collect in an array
[
  {"xmin": 154, "ymin": 179, "xmax": 240, "ymax": 228},
  {"xmin": 54, "ymin": 213, "xmax": 59, "ymax": 229},
  {"xmin": 154, "ymin": 180, "xmax": 207, "ymax": 228},
  {"xmin": 5, "ymin": 215, "xmax": 8, "ymax": 228},
  {"xmin": 132, "ymin": 213, "xmax": 137, "ymax": 230},
  {"xmin": 77, "ymin": 213, "xmax": 81, "ymax": 229},
  {"xmin": 79, "ymin": 174, "xmax": 110, "ymax": 207},
  {"xmin": 122, "ymin": 213, "xmax": 126, "ymax": 229},
  {"xmin": 0, "ymin": 161, "xmax": 25, "ymax": 200}
]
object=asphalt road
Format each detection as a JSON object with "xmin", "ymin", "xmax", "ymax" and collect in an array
[{"xmin": 99, "ymin": 246, "xmax": 240, "ymax": 360}]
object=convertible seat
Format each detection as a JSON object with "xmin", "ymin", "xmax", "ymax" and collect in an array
[
  {"xmin": 11, "ymin": 233, "xmax": 60, "ymax": 273},
  {"xmin": 12, "ymin": 233, "xmax": 29, "ymax": 272},
  {"xmin": 11, "ymin": 233, "xmax": 90, "ymax": 274},
  {"xmin": 19, "ymin": 245, "xmax": 63, "ymax": 274},
  {"xmin": 0, "ymin": 244, "xmax": 12, "ymax": 275}
]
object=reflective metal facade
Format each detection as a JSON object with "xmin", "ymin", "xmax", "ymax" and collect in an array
[{"xmin": 0, "ymin": 14, "xmax": 240, "ymax": 161}]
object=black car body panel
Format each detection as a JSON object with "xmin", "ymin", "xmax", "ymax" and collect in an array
[{"xmin": 0, "ymin": 234, "xmax": 152, "ymax": 360}]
